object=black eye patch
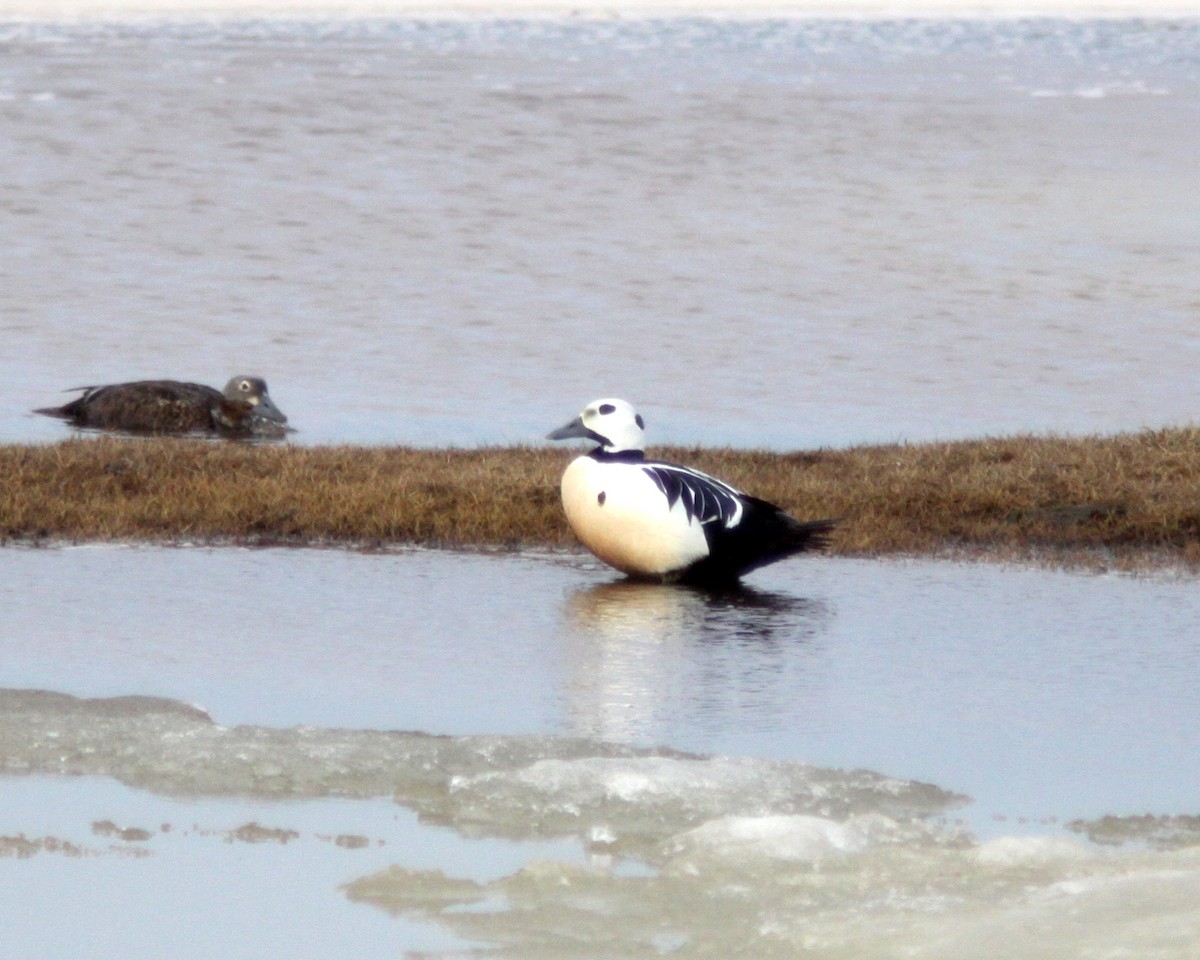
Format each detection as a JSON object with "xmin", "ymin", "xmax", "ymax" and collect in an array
[
  {"xmin": 599, "ymin": 403, "xmax": 616, "ymax": 415},
  {"xmin": 635, "ymin": 414, "xmax": 645, "ymax": 429}
]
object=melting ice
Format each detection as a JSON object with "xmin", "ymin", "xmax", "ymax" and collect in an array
[{"xmin": 3, "ymin": 689, "xmax": 1199, "ymax": 958}]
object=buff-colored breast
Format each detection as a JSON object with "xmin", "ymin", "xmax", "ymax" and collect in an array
[{"xmin": 560, "ymin": 456, "xmax": 710, "ymax": 577}]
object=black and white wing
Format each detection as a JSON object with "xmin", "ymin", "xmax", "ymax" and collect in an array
[{"xmin": 641, "ymin": 463, "xmax": 745, "ymax": 529}]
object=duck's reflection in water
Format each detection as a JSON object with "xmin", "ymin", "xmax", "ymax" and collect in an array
[{"xmin": 561, "ymin": 579, "xmax": 832, "ymax": 744}]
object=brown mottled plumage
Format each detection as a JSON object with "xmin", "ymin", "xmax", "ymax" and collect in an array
[{"xmin": 35, "ymin": 376, "xmax": 290, "ymax": 438}]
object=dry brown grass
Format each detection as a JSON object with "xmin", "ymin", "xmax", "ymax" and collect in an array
[
  {"xmin": 3, "ymin": 428, "xmax": 1200, "ymax": 570},
  {"xmin": 0, "ymin": 440, "xmax": 566, "ymax": 547}
]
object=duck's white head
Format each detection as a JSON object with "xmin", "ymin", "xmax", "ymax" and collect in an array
[{"xmin": 547, "ymin": 398, "xmax": 646, "ymax": 454}]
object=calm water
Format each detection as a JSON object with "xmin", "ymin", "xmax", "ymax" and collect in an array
[
  {"xmin": 3, "ymin": 545, "xmax": 1199, "ymax": 821},
  {"xmin": 2, "ymin": 545, "xmax": 1200, "ymax": 957},
  {"xmin": 2, "ymin": 17, "xmax": 1199, "ymax": 448},
  {"xmin": 3, "ymin": 16, "xmax": 1200, "ymax": 958}
]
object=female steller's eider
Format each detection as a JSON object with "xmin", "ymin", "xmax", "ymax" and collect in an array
[
  {"xmin": 548, "ymin": 398, "xmax": 835, "ymax": 584},
  {"xmin": 35, "ymin": 375, "xmax": 290, "ymax": 438}
]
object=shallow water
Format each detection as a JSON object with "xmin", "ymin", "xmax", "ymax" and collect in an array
[
  {"xmin": 1, "ymin": 779, "xmax": 484, "ymax": 959},
  {"xmin": 2, "ymin": 17, "xmax": 1199, "ymax": 448},
  {"xmin": 3, "ymin": 545, "xmax": 1198, "ymax": 821},
  {"xmin": 2, "ymin": 545, "xmax": 1200, "ymax": 956}
]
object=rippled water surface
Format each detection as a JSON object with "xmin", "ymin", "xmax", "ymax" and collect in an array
[{"xmin": 3, "ymin": 17, "xmax": 1199, "ymax": 447}]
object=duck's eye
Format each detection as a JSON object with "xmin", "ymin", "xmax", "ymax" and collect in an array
[
  {"xmin": 239, "ymin": 381, "xmax": 252, "ymax": 392},
  {"xmin": 635, "ymin": 414, "xmax": 645, "ymax": 430},
  {"xmin": 599, "ymin": 403, "xmax": 616, "ymax": 415}
]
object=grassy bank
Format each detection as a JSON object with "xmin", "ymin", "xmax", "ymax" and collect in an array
[{"xmin": 2, "ymin": 428, "xmax": 1199, "ymax": 569}]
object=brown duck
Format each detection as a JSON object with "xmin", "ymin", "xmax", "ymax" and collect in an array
[{"xmin": 35, "ymin": 375, "xmax": 290, "ymax": 438}]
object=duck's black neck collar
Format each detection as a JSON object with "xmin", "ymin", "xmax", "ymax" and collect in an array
[{"xmin": 590, "ymin": 448, "xmax": 646, "ymax": 463}]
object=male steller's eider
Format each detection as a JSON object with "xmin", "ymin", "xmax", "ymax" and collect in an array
[
  {"xmin": 548, "ymin": 398, "xmax": 835, "ymax": 584},
  {"xmin": 35, "ymin": 375, "xmax": 290, "ymax": 438}
]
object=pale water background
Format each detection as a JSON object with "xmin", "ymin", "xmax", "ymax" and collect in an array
[
  {"xmin": 2, "ymin": 16, "xmax": 1199, "ymax": 447},
  {"xmin": 3, "ymin": 15, "xmax": 1200, "ymax": 959}
]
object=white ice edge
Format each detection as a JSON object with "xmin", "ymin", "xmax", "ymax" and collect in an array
[{"xmin": 2, "ymin": 0, "xmax": 1199, "ymax": 22}]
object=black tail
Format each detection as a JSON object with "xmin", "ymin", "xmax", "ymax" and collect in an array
[
  {"xmin": 34, "ymin": 387, "xmax": 91, "ymax": 422},
  {"xmin": 780, "ymin": 515, "xmax": 838, "ymax": 554},
  {"xmin": 680, "ymin": 503, "xmax": 837, "ymax": 585},
  {"xmin": 33, "ymin": 404, "xmax": 73, "ymax": 421}
]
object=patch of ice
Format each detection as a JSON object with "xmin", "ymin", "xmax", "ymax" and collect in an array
[
  {"xmin": 670, "ymin": 813, "xmax": 871, "ymax": 864},
  {"xmin": 440, "ymin": 753, "xmax": 963, "ymax": 858},
  {"xmin": 9, "ymin": 690, "xmax": 1200, "ymax": 957},
  {"xmin": 345, "ymin": 837, "xmax": 1200, "ymax": 959},
  {"xmin": 0, "ymin": 688, "xmax": 965, "ymax": 859},
  {"xmin": 975, "ymin": 834, "xmax": 1095, "ymax": 866}
]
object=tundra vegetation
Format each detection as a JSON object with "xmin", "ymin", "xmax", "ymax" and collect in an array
[{"xmin": 3, "ymin": 428, "xmax": 1199, "ymax": 570}]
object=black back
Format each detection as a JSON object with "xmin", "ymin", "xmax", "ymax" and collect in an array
[
  {"xmin": 679, "ymin": 495, "xmax": 836, "ymax": 585},
  {"xmin": 595, "ymin": 453, "xmax": 836, "ymax": 585}
]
